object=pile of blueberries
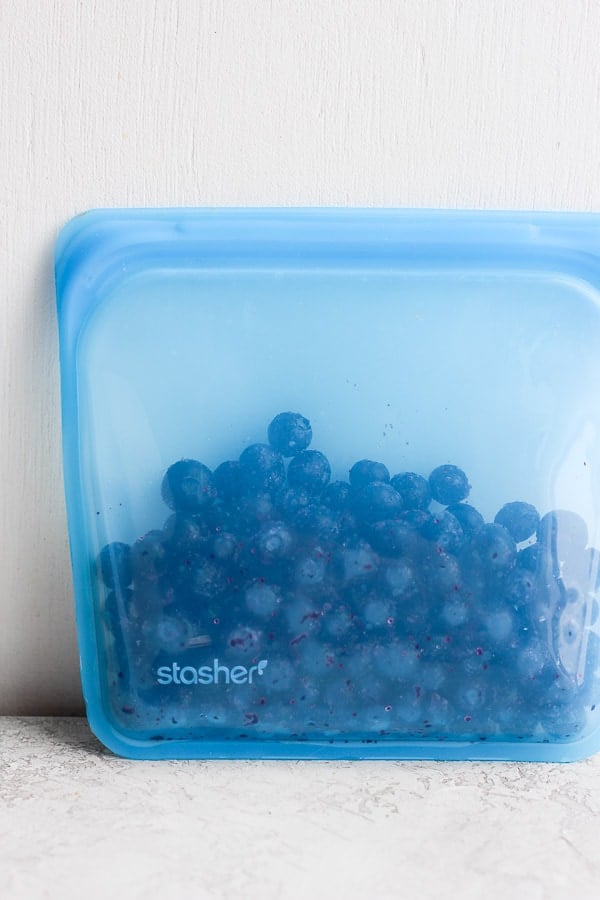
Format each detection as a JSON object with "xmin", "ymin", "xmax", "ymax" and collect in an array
[{"xmin": 98, "ymin": 412, "xmax": 600, "ymax": 742}]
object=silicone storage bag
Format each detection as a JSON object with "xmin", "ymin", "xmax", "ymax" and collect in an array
[{"xmin": 56, "ymin": 208, "xmax": 600, "ymax": 761}]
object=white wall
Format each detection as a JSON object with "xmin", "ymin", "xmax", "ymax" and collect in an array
[{"xmin": 2, "ymin": 0, "xmax": 600, "ymax": 714}]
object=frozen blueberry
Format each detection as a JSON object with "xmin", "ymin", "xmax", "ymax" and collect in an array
[
  {"xmin": 133, "ymin": 569, "xmax": 179, "ymax": 612},
  {"xmin": 538, "ymin": 510, "xmax": 589, "ymax": 561},
  {"xmin": 214, "ymin": 461, "xmax": 244, "ymax": 501},
  {"xmin": 445, "ymin": 503, "xmax": 485, "ymax": 538},
  {"xmin": 232, "ymin": 541, "xmax": 264, "ymax": 582},
  {"xmin": 295, "ymin": 640, "xmax": 341, "ymax": 678},
  {"xmin": 131, "ymin": 530, "xmax": 170, "ymax": 581},
  {"xmin": 239, "ymin": 444, "xmax": 286, "ymax": 494},
  {"xmin": 494, "ymin": 501, "xmax": 540, "ymax": 543},
  {"xmin": 267, "ymin": 412, "xmax": 312, "ymax": 456},
  {"xmin": 226, "ymin": 625, "xmax": 264, "ymax": 657},
  {"xmin": 516, "ymin": 543, "xmax": 546, "ymax": 573},
  {"xmin": 245, "ymin": 582, "xmax": 281, "ymax": 618},
  {"xmin": 322, "ymin": 481, "xmax": 352, "ymax": 511},
  {"xmin": 210, "ymin": 532, "xmax": 239, "ymax": 563},
  {"xmin": 428, "ymin": 465, "xmax": 470, "ymax": 505},
  {"xmin": 482, "ymin": 607, "xmax": 518, "ymax": 645},
  {"xmin": 394, "ymin": 692, "xmax": 427, "ymax": 728},
  {"xmin": 142, "ymin": 613, "xmax": 191, "ymax": 653},
  {"xmin": 453, "ymin": 680, "xmax": 488, "ymax": 714},
  {"xmin": 187, "ymin": 559, "xmax": 229, "ymax": 601},
  {"xmin": 277, "ymin": 486, "xmax": 312, "ymax": 519},
  {"xmin": 343, "ymin": 574, "xmax": 380, "ymax": 612},
  {"xmin": 380, "ymin": 560, "xmax": 418, "ymax": 600},
  {"xmin": 349, "ymin": 459, "xmax": 390, "ymax": 489},
  {"xmin": 390, "ymin": 472, "xmax": 431, "ymax": 511},
  {"xmin": 256, "ymin": 521, "xmax": 294, "ymax": 564},
  {"xmin": 420, "ymin": 665, "xmax": 449, "ymax": 695},
  {"xmin": 161, "ymin": 459, "xmax": 217, "ymax": 512},
  {"xmin": 353, "ymin": 482, "xmax": 403, "ymax": 523},
  {"xmin": 339, "ymin": 541, "xmax": 378, "ymax": 582},
  {"xmin": 440, "ymin": 597, "xmax": 470, "ymax": 628},
  {"xmin": 501, "ymin": 568, "xmax": 537, "ymax": 610},
  {"xmin": 470, "ymin": 523, "xmax": 516, "ymax": 575},
  {"xmin": 236, "ymin": 492, "xmax": 279, "ymax": 531},
  {"xmin": 362, "ymin": 595, "xmax": 396, "ymax": 630},
  {"xmin": 287, "ymin": 450, "xmax": 331, "ymax": 493},
  {"xmin": 365, "ymin": 519, "xmax": 418, "ymax": 557},
  {"xmin": 98, "ymin": 542, "xmax": 132, "ymax": 590},
  {"xmin": 284, "ymin": 596, "xmax": 323, "ymax": 641},
  {"xmin": 320, "ymin": 600, "xmax": 357, "ymax": 640},
  {"xmin": 398, "ymin": 509, "xmax": 432, "ymax": 530},
  {"xmin": 295, "ymin": 504, "xmax": 341, "ymax": 542},
  {"xmin": 372, "ymin": 640, "xmax": 418, "ymax": 681},
  {"xmin": 421, "ymin": 548, "xmax": 462, "ymax": 594},
  {"xmin": 260, "ymin": 658, "xmax": 296, "ymax": 693},
  {"xmin": 294, "ymin": 548, "xmax": 330, "ymax": 588},
  {"xmin": 420, "ymin": 511, "xmax": 464, "ymax": 555},
  {"xmin": 338, "ymin": 508, "xmax": 360, "ymax": 537},
  {"xmin": 461, "ymin": 646, "xmax": 495, "ymax": 679},
  {"xmin": 163, "ymin": 514, "xmax": 212, "ymax": 553},
  {"xmin": 453, "ymin": 547, "xmax": 487, "ymax": 606},
  {"xmin": 516, "ymin": 638, "xmax": 552, "ymax": 680}
]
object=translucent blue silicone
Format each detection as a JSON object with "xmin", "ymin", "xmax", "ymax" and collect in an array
[{"xmin": 56, "ymin": 208, "xmax": 600, "ymax": 760}]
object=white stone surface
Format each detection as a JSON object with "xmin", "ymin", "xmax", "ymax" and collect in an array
[
  {"xmin": 1, "ymin": 718, "xmax": 600, "ymax": 899},
  {"xmin": 3, "ymin": 0, "xmax": 600, "ymax": 715}
]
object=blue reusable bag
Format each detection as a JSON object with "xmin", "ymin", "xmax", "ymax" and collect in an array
[{"xmin": 56, "ymin": 208, "xmax": 600, "ymax": 760}]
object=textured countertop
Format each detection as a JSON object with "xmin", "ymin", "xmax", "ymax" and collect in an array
[{"xmin": 1, "ymin": 718, "xmax": 600, "ymax": 899}]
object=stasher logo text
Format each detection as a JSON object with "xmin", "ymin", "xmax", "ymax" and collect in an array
[{"xmin": 156, "ymin": 658, "xmax": 269, "ymax": 687}]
